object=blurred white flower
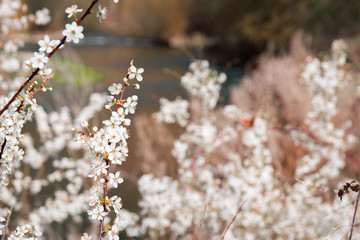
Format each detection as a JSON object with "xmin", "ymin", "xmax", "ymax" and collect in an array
[
  {"xmin": 81, "ymin": 233, "xmax": 92, "ymax": 240},
  {"xmin": 65, "ymin": 4, "xmax": 82, "ymax": 18},
  {"xmin": 39, "ymin": 68, "xmax": 52, "ymax": 78},
  {"xmin": 96, "ymin": 4, "xmax": 107, "ymax": 23},
  {"xmin": 35, "ymin": 8, "xmax": 51, "ymax": 25},
  {"xmin": 154, "ymin": 97, "xmax": 189, "ymax": 127}
]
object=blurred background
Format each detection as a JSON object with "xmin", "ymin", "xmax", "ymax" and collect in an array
[
  {"xmin": 27, "ymin": 0, "xmax": 360, "ymax": 66},
  {"xmin": 24, "ymin": 0, "xmax": 360, "ymax": 115}
]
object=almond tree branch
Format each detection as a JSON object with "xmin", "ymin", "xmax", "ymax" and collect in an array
[
  {"xmin": 98, "ymin": 72, "xmax": 129, "ymax": 240},
  {"xmin": 0, "ymin": 0, "xmax": 99, "ymax": 117},
  {"xmin": 1, "ymin": 206, "xmax": 13, "ymax": 240},
  {"xmin": 98, "ymin": 159, "xmax": 110, "ymax": 240}
]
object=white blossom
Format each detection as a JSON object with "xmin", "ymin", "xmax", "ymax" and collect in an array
[
  {"xmin": 30, "ymin": 52, "xmax": 49, "ymax": 69},
  {"xmin": 88, "ymin": 205, "xmax": 108, "ymax": 220},
  {"xmin": 34, "ymin": 8, "xmax": 51, "ymax": 25},
  {"xmin": 96, "ymin": 4, "xmax": 107, "ymax": 23},
  {"xmin": 154, "ymin": 97, "xmax": 189, "ymax": 127},
  {"xmin": 109, "ymin": 172, "xmax": 123, "ymax": 188},
  {"xmin": 38, "ymin": 35, "xmax": 60, "ymax": 53},
  {"xmin": 65, "ymin": 4, "xmax": 83, "ymax": 18},
  {"xmin": 62, "ymin": 21, "xmax": 84, "ymax": 44},
  {"xmin": 108, "ymin": 83, "xmax": 122, "ymax": 95},
  {"xmin": 180, "ymin": 59, "xmax": 226, "ymax": 110},
  {"xmin": 81, "ymin": 233, "xmax": 92, "ymax": 240},
  {"xmin": 128, "ymin": 65, "xmax": 144, "ymax": 81},
  {"xmin": 123, "ymin": 96, "xmax": 137, "ymax": 115}
]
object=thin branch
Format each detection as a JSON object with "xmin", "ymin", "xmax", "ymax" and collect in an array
[
  {"xmin": 98, "ymin": 159, "xmax": 110, "ymax": 240},
  {"xmin": 0, "ymin": 70, "xmax": 39, "ymax": 117},
  {"xmin": 193, "ymin": 202, "xmax": 208, "ymax": 240},
  {"xmin": 323, "ymin": 224, "xmax": 347, "ymax": 240},
  {"xmin": 1, "ymin": 207, "xmax": 13, "ymax": 240},
  {"xmin": 77, "ymin": 0, "xmax": 98, "ymax": 24},
  {"xmin": 349, "ymin": 191, "xmax": 360, "ymax": 239},
  {"xmin": 0, "ymin": 0, "xmax": 99, "ymax": 117},
  {"xmin": 98, "ymin": 219, "xmax": 105, "ymax": 240},
  {"xmin": 98, "ymin": 68, "xmax": 131, "ymax": 240},
  {"xmin": 220, "ymin": 201, "xmax": 245, "ymax": 240}
]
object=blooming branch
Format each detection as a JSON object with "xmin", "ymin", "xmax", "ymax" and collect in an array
[
  {"xmin": 74, "ymin": 61, "xmax": 143, "ymax": 240},
  {"xmin": 0, "ymin": 0, "xmax": 100, "ymax": 117}
]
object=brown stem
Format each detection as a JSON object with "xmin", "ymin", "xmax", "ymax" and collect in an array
[
  {"xmin": 98, "ymin": 159, "xmax": 110, "ymax": 240},
  {"xmin": 0, "ymin": 0, "xmax": 99, "ymax": 117},
  {"xmin": 0, "ymin": 70, "xmax": 39, "ymax": 117},
  {"xmin": 98, "ymin": 218, "xmax": 105, "ymax": 240},
  {"xmin": 349, "ymin": 191, "xmax": 360, "ymax": 240},
  {"xmin": 220, "ymin": 201, "xmax": 245, "ymax": 240},
  {"xmin": 193, "ymin": 202, "xmax": 207, "ymax": 240},
  {"xmin": 98, "ymin": 74, "xmax": 129, "ymax": 240},
  {"xmin": 116, "ymin": 86, "xmax": 127, "ymax": 112},
  {"xmin": 78, "ymin": 0, "xmax": 98, "ymax": 24},
  {"xmin": 1, "ymin": 207, "xmax": 13, "ymax": 240}
]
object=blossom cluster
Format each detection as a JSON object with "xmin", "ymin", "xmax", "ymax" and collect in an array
[
  {"xmin": 73, "ymin": 61, "xmax": 143, "ymax": 239},
  {"xmin": 181, "ymin": 60, "xmax": 226, "ymax": 110},
  {"xmin": 0, "ymin": 4, "xmax": 89, "ymax": 197},
  {"xmin": 0, "ymin": 0, "xmax": 50, "ymax": 34},
  {"xmin": 132, "ymin": 45, "xmax": 358, "ymax": 239},
  {"xmin": 8, "ymin": 224, "xmax": 42, "ymax": 240},
  {"xmin": 294, "ymin": 40, "xmax": 356, "ymax": 184},
  {"xmin": 153, "ymin": 97, "xmax": 190, "ymax": 127},
  {"xmin": 0, "ymin": 1, "xmax": 56, "ymax": 192}
]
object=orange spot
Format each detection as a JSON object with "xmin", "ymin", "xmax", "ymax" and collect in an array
[{"xmin": 242, "ymin": 117, "xmax": 255, "ymax": 128}]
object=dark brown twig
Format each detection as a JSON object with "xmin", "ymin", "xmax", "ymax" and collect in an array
[
  {"xmin": 0, "ymin": 139, "xmax": 7, "ymax": 167},
  {"xmin": 77, "ymin": 0, "xmax": 98, "ymax": 24},
  {"xmin": 0, "ymin": 70, "xmax": 39, "ymax": 117}
]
